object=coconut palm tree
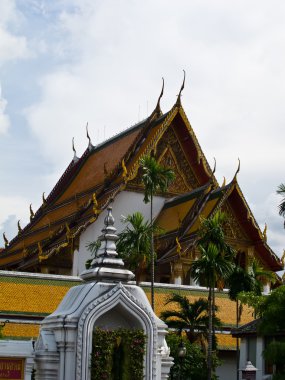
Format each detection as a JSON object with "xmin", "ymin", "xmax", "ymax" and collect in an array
[
  {"xmin": 277, "ymin": 183, "xmax": 285, "ymax": 226},
  {"xmin": 116, "ymin": 212, "xmax": 157, "ymax": 285},
  {"xmin": 191, "ymin": 210, "xmax": 235, "ymax": 380},
  {"xmin": 160, "ymin": 293, "xmax": 221, "ymax": 350},
  {"xmin": 140, "ymin": 155, "xmax": 175, "ymax": 309}
]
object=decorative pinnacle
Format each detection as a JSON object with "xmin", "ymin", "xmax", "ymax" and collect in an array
[
  {"xmin": 80, "ymin": 206, "xmax": 135, "ymax": 282},
  {"xmin": 176, "ymin": 69, "xmax": 186, "ymax": 106}
]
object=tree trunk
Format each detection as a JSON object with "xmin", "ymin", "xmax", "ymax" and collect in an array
[
  {"xmin": 207, "ymin": 286, "xmax": 213, "ymax": 380},
  {"xmin": 150, "ymin": 191, "xmax": 155, "ymax": 310}
]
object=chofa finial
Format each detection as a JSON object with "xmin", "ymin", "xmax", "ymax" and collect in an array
[
  {"xmin": 86, "ymin": 122, "xmax": 93, "ymax": 150},
  {"xmin": 30, "ymin": 204, "xmax": 35, "ymax": 222},
  {"xmin": 155, "ymin": 77, "xmax": 164, "ymax": 113},
  {"xmin": 176, "ymin": 70, "xmax": 186, "ymax": 106},
  {"xmin": 3, "ymin": 232, "xmax": 9, "ymax": 248},
  {"xmin": 233, "ymin": 158, "xmax": 241, "ymax": 181},
  {"xmin": 72, "ymin": 137, "xmax": 79, "ymax": 162},
  {"xmin": 212, "ymin": 157, "xmax": 216, "ymax": 175}
]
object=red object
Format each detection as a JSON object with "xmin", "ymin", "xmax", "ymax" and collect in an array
[{"xmin": 0, "ymin": 358, "xmax": 24, "ymax": 380}]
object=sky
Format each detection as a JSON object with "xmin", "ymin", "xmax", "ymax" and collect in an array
[{"xmin": 0, "ymin": 0, "xmax": 284, "ymax": 264}]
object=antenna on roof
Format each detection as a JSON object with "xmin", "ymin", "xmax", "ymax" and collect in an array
[
  {"xmin": 72, "ymin": 137, "xmax": 79, "ymax": 162},
  {"xmin": 86, "ymin": 122, "xmax": 93, "ymax": 150},
  {"xmin": 155, "ymin": 77, "xmax": 164, "ymax": 113},
  {"xmin": 176, "ymin": 70, "xmax": 186, "ymax": 106}
]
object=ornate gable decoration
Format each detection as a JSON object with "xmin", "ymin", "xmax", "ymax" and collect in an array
[{"xmin": 222, "ymin": 202, "xmax": 249, "ymax": 241}]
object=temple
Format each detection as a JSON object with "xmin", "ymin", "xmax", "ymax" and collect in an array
[{"xmin": 0, "ymin": 81, "xmax": 282, "ymax": 285}]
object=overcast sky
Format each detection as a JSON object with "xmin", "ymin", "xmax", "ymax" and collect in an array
[{"xmin": 0, "ymin": 0, "xmax": 284, "ymax": 264}]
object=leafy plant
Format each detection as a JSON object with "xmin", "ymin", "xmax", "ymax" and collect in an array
[{"xmin": 91, "ymin": 328, "xmax": 146, "ymax": 380}]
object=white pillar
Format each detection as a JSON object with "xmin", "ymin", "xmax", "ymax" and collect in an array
[
  {"xmin": 263, "ymin": 283, "xmax": 270, "ymax": 295},
  {"xmin": 255, "ymin": 336, "xmax": 263, "ymax": 380}
]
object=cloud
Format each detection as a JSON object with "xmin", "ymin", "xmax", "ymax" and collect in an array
[
  {"xmin": 0, "ymin": 195, "xmax": 30, "ymax": 246},
  {"xmin": 0, "ymin": 0, "xmax": 29, "ymax": 65},
  {"xmin": 0, "ymin": 85, "xmax": 10, "ymax": 134}
]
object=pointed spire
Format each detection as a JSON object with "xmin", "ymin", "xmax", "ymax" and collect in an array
[
  {"xmin": 233, "ymin": 158, "xmax": 241, "ymax": 182},
  {"xmin": 72, "ymin": 137, "xmax": 79, "ymax": 162},
  {"xmin": 176, "ymin": 70, "xmax": 186, "ymax": 106},
  {"xmin": 155, "ymin": 77, "xmax": 164, "ymax": 113},
  {"xmin": 30, "ymin": 204, "xmax": 35, "ymax": 222},
  {"xmin": 221, "ymin": 176, "xmax": 226, "ymax": 187},
  {"xmin": 3, "ymin": 233, "xmax": 9, "ymax": 248},
  {"xmin": 86, "ymin": 122, "xmax": 93, "ymax": 151},
  {"xmin": 81, "ymin": 206, "xmax": 135, "ymax": 282}
]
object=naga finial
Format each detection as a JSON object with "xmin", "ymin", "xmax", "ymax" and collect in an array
[
  {"xmin": 221, "ymin": 176, "xmax": 226, "ymax": 187},
  {"xmin": 155, "ymin": 77, "xmax": 164, "ymax": 113},
  {"xmin": 3, "ymin": 233, "xmax": 9, "ymax": 248},
  {"xmin": 176, "ymin": 70, "xmax": 186, "ymax": 106},
  {"xmin": 42, "ymin": 192, "xmax": 47, "ymax": 206},
  {"xmin": 176, "ymin": 236, "xmax": 182, "ymax": 256},
  {"xmin": 122, "ymin": 158, "xmax": 128, "ymax": 182},
  {"xmin": 30, "ymin": 204, "xmax": 35, "ymax": 222}
]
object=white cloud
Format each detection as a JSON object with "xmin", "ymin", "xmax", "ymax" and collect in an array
[
  {"xmin": 0, "ymin": 195, "xmax": 30, "ymax": 246},
  {"xmin": 0, "ymin": 85, "xmax": 10, "ymax": 134},
  {"xmin": 0, "ymin": 0, "xmax": 29, "ymax": 64}
]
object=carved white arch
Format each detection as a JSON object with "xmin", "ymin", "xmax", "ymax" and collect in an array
[{"xmin": 76, "ymin": 282, "xmax": 158, "ymax": 380}]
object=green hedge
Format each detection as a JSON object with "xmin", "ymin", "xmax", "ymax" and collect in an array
[{"xmin": 91, "ymin": 328, "xmax": 146, "ymax": 380}]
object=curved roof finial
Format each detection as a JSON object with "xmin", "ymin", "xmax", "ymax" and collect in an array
[
  {"xmin": 233, "ymin": 158, "xmax": 240, "ymax": 182},
  {"xmin": 3, "ymin": 232, "xmax": 9, "ymax": 248},
  {"xmin": 17, "ymin": 220, "xmax": 22, "ymax": 233},
  {"xmin": 212, "ymin": 157, "xmax": 216, "ymax": 175},
  {"xmin": 72, "ymin": 137, "xmax": 79, "ymax": 162},
  {"xmin": 176, "ymin": 69, "xmax": 186, "ymax": 106},
  {"xmin": 155, "ymin": 77, "xmax": 164, "ymax": 113},
  {"xmin": 30, "ymin": 204, "xmax": 35, "ymax": 222},
  {"xmin": 86, "ymin": 122, "xmax": 93, "ymax": 150},
  {"xmin": 221, "ymin": 176, "xmax": 226, "ymax": 187},
  {"xmin": 42, "ymin": 192, "xmax": 47, "ymax": 206}
]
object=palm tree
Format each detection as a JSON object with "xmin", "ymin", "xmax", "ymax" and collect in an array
[
  {"xmin": 140, "ymin": 155, "xmax": 175, "ymax": 309},
  {"xmin": 160, "ymin": 293, "xmax": 221, "ymax": 350},
  {"xmin": 116, "ymin": 212, "xmax": 156, "ymax": 285},
  {"xmin": 191, "ymin": 211, "xmax": 235, "ymax": 380},
  {"xmin": 277, "ymin": 183, "xmax": 285, "ymax": 226}
]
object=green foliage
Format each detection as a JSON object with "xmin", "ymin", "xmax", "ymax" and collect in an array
[
  {"xmin": 116, "ymin": 212, "xmax": 159, "ymax": 283},
  {"xmin": 263, "ymin": 341, "xmax": 285, "ymax": 366},
  {"xmin": 277, "ymin": 183, "xmax": 285, "ymax": 218},
  {"xmin": 140, "ymin": 155, "xmax": 175, "ymax": 204},
  {"xmin": 259, "ymin": 286, "xmax": 285, "ymax": 335},
  {"xmin": 85, "ymin": 240, "xmax": 101, "ymax": 269},
  {"xmin": 91, "ymin": 328, "xmax": 146, "ymax": 380},
  {"xmin": 166, "ymin": 333, "xmax": 220, "ymax": 380},
  {"xmin": 161, "ymin": 293, "xmax": 221, "ymax": 348},
  {"xmin": 237, "ymin": 291, "xmax": 265, "ymax": 317}
]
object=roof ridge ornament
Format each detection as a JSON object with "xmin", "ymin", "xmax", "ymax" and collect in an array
[
  {"xmin": 3, "ymin": 232, "xmax": 9, "ymax": 248},
  {"xmin": 233, "ymin": 158, "xmax": 241, "ymax": 182},
  {"xmin": 42, "ymin": 192, "xmax": 47, "ymax": 206},
  {"xmin": 86, "ymin": 122, "xmax": 93, "ymax": 151},
  {"xmin": 72, "ymin": 137, "xmax": 79, "ymax": 162},
  {"xmin": 17, "ymin": 220, "xmax": 22, "ymax": 234},
  {"xmin": 212, "ymin": 157, "xmax": 216, "ymax": 175},
  {"xmin": 80, "ymin": 206, "xmax": 135, "ymax": 282},
  {"xmin": 30, "ymin": 204, "xmax": 35, "ymax": 222},
  {"xmin": 155, "ymin": 77, "xmax": 164, "ymax": 113},
  {"xmin": 176, "ymin": 69, "xmax": 186, "ymax": 107}
]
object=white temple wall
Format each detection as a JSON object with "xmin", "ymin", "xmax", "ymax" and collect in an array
[{"xmin": 74, "ymin": 191, "xmax": 165, "ymax": 275}]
